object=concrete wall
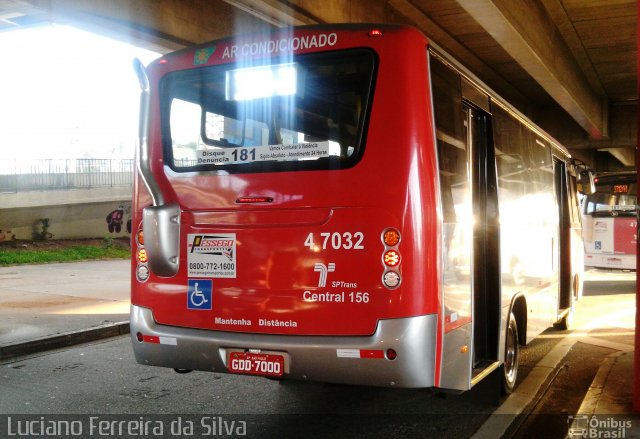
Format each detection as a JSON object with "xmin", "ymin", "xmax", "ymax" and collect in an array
[
  {"xmin": 0, "ymin": 188, "xmax": 132, "ymax": 241},
  {"xmin": 0, "ymin": 201, "xmax": 132, "ymax": 241}
]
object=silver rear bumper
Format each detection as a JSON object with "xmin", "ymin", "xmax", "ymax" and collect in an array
[{"xmin": 130, "ymin": 305, "xmax": 437, "ymax": 388}]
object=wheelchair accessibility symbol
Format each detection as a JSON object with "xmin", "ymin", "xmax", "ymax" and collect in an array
[{"xmin": 187, "ymin": 279, "xmax": 212, "ymax": 310}]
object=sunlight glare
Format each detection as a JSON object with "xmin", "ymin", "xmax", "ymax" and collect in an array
[{"xmin": 0, "ymin": 25, "xmax": 159, "ymax": 161}]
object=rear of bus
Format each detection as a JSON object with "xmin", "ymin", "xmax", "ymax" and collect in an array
[
  {"xmin": 582, "ymin": 172, "xmax": 637, "ymax": 270},
  {"xmin": 130, "ymin": 25, "xmax": 443, "ymax": 387}
]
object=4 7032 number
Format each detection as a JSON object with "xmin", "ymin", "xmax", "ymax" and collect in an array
[{"xmin": 304, "ymin": 232, "xmax": 364, "ymax": 251}]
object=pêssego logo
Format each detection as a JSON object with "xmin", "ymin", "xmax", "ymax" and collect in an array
[{"xmin": 190, "ymin": 235, "xmax": 234, "ymax": 260}]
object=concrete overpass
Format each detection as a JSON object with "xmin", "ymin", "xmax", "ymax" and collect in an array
[{"xmin": 0, "ymin": 0, "xmax": 635, "ymax": 169}]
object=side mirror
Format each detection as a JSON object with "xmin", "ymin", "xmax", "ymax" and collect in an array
[{"xmin": 577, "ymin": 170, "xmax": 595, "ymax": 195}]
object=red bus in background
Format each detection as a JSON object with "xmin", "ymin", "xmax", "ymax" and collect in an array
[
  {"xmin": 130, "ymin": 24, "xmax": 583, "ymax": 393},
  {"xmin": 582, "ymin": 172, "xmax": 637, "ymax": 270}
]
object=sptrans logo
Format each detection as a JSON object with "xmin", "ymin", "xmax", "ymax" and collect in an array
[
  {"xmin": 189, "ymin": 235, "xmax": 234, "ymax": 261},
  {"xmin": 314, "ymin": 262, "xmax": 336, "ymax": 287}
]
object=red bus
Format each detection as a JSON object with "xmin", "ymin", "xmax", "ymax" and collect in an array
[
  {"xmin": 131, "ymin": 24, "xmax": 583, "ymax": 393},
  {"xmin": 582, "ymin": 172, "xmax": 637, "ymax": 270}
]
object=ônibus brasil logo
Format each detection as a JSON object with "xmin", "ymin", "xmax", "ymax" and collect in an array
[{"xmin": 189, "ymin": 235, "xmax": 234, "ymax": 261}]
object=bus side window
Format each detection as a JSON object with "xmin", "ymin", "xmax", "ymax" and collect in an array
[{"xmin": 430, "ymin": 56, "xmax": 471, "ymax": 282}]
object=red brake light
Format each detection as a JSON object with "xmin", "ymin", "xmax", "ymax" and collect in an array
[
  {"xmin": 236, "ymin": 196, "xmax": 274, "ymax": 204},
  {"xmin": 368, "ymin": 29, "xmax": 383, "ymax": 37},
  {"xmin": 383, "ymin": 229, "xmax": 401, "ymax": 246}
]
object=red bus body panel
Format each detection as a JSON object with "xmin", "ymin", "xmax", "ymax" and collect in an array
[{"xmin": 614, "ymin": 217, "xmax": 637, "ymax": 256}]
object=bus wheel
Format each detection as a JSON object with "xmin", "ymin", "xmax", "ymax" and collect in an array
[{"xmin": 502, "ymin": 312, "xmax": 519, "ymax": 394}]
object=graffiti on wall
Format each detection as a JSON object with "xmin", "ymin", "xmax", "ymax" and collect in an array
[
  {"xmin": 106, "ymin": 204, "xmax": 132, "ymax": 234},
  {"xmin": 0, "ymin": 230, "xmax": 15, "ymax": 242},
  {"xmin": 33, "ymin": 218, "xmax": 53, "ymax": 241}
]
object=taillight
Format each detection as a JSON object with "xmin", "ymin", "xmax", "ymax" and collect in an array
[
  {"xmin": 236, "ymin": 196, "xmax": 274, "ymax": 204},
  {"xmin": 383, "ymin": 229, "xmax": 400, "ymax": 246},
  {"xmin": 136, "ymin": 230, "xmax": 144, "ymax": 246},
  {"xmin": 137, "ymin": 248, "xmax": 148, "ymax": 263},
  {"xmin": 383, "ymin": 271, "xmax": 401, "ymax": 288},
  {"xmin": 136, "ymin": 265, "xmax": 150, "ymax": 282},
  {"xmin": 381, "ymin": 228, "xmax": 402, "ymax": 289},
  {"xmin": 136, "ymin": 225, "xmax": 149, "ymax": 282},
  {"xmin": 383, "ymin": 250, "xmax": 400, "ymax": 267}
]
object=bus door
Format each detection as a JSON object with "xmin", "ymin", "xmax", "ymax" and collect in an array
[
  {"xmin": 433, "ymin": 54, "xmax": 500, "ymax": 390},
  {"xmin": 554, "ymin": 158, "xmax": 573, "ymax": 320},
  {"xmin": 467, "ymin": 101, "xmax": 501, "ymax": 385}
]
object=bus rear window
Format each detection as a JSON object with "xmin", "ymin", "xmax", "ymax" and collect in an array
[
  {"xmin": 583, "ymin": 182, "xmax": 637, "ymax": 217},
  {"xmin": 161, "ymin": 50, "xmax": 375, "ymax": 173}
]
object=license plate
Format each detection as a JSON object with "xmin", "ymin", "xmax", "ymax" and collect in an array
[{"xmin": 228, "ymin": 352, "xmax": 284, "ymax": 377}]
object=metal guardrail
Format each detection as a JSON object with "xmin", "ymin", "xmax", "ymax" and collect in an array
[{"xmin": 0, "ymin": 159, "xmax": 134, "ymax": 193}]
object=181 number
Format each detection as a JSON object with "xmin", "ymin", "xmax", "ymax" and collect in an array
[
  {"xmin": 231, "ymin": 148, "xmax": 256, "ymax": 162},
  {"xmin": 304, "ymin": 232, "xmax": 364, "ymax": 250}
]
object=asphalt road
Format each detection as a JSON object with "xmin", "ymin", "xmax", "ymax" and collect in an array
[
  {"xmin": 0, "ymin": 326, "xmax": 570, "ymax": 438},
  {"xmin": 1, "ymin": 335, "xmax": 497, "ymax": 438}
]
